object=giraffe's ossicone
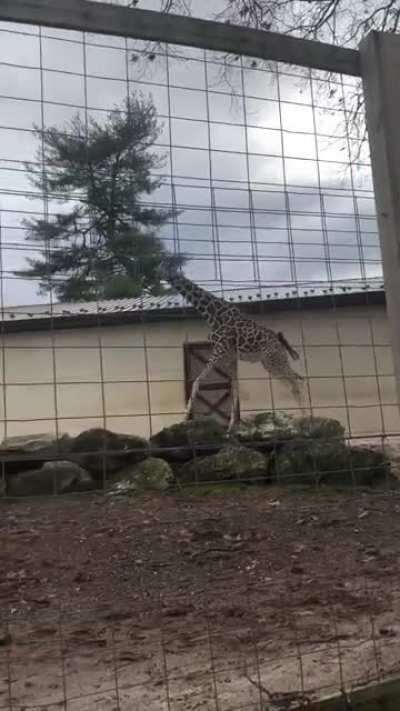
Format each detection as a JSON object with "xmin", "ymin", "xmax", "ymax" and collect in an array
[{"xmin": 166, "ymin": 269, "xmax": 304, "ymax": 429}]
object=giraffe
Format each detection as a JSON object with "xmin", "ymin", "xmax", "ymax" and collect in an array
[{"xmin": 166, "ymin": 270, "xmax": 305, "ymax": 429}]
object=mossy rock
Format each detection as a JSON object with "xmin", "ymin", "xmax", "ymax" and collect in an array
[
  {"xmin": 344, "ymin": 447, "xmax": 391, "ymax": 486},
  {"xmin": 0, "ymin": 433, "xmax": 72, "ymax": 477},
  {"xmin": 232, "ymin": 411, "xmax": 296, "ymax": 445},
  {"xmin": 109, "ymin": 457, "xmax": 174, "ymax": 495},
  {"xmin": 151, "ymin": 417, "xmax": 226, "ymax": 447},
  {"xmin": 179, "ymin": 445, "xmax": 268, "ymax": 484},
  {"xmin": 151, "ymin": 417, "xmax": 227, "ymax": 462},
  {"xmin": 275, "ymin": 440, "xmax": 389, "ymax": 487},
  {"xmin": 7, "ymin": 461, "xmax": 94, "ymax": 497},
  {"xmin": 70, "ymin": 428, "xmax": 148, "ymax": 483},
  {"xmin": 294, "ymin": 416, "xmax": 345, "ymax": 442}
]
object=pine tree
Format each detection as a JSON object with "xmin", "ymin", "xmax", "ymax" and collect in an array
[{"xmin": 17, "ymin": 95, "xmax": 184, "ymax": 301}]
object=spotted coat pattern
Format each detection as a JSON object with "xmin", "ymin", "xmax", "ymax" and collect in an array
[{"xmin": 168, "ymin": 272, "xmax": 304, "ymax": 428}]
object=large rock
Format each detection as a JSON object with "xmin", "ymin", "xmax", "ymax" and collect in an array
[
  {"xmin": 275, "ymin": 440, "xmax": 389, "ymax": 487},
  {"xmin": 7, "ymin": 461, "xmax": 94, "ymax": 497},
  {"xmin": 271, "ymin": 416, "xmax": 353, "ymax": 485},
  {"xmin": 0, "ymin": 433, "xmax": 72, "ymax": 476},
  {"xmin": 151, "ymin": 416, "xmax": 227, "ymax": 448},
  {"xmin": 230, "ymin": 412, "xmax": 302, "ymax": 462},
  {"xmin": 1, "ymin": 433, "xmax": 71, "ymax": 454},
  {"xmin": 232, "ymin": 412, "xmax": 296, "ymax": 445},
  {"xmin": 69, "ymin": 428, "xmax": 148, "ymax": 483},
  {"xmin": 346, "ymin": 447, "xmax": 391, "ymax": 486},
  {"xmin": 294, "ymin": 416, "xmax": 345, "ymax": 442},
  {"xmin": 109, "ymin": 457, "xmax": 174, "ymax": 495},
  {"xmin": 151, "ymin": 417, "xmax": 227, "ymax": 462},
  {"xmin": 179, "ymin": 445, "xmax": 268, "ymax": 484},
  {"xmin": 350, "ymin": 437, "xmax": 400, "ymax": 481}
]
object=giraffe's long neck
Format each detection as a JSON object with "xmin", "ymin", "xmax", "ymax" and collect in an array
[{"xmin": 168, "ymin": 272, "xmax": 238, "ymax": 328}]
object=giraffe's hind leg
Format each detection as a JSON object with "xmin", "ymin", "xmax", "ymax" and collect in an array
[
  {"xmin": 288, "ymin": 371, "xmax": 305, "ymax": 412},
  {"xmin": 228, "ymin": 372, "xmax": 239, "ymax": 432},
  {"xmin": 261, "ymin": 355, "xmax": 306, "ymax": 414}
]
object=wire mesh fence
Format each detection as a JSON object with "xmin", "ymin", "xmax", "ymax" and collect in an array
[
  {"xmin": 0, "ymin": 17, "xmax": 392, "ymax": 437},
  {"xmin": 1, "ymin": 3, "xmax": 400, "ymax": 709}
]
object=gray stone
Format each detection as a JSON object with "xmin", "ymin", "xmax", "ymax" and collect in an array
[
  {"xmin": 109, "ymin": 457, "xmax": 174, "ymax": 495},
  {"xmin": 151, "ymin": 416, "xmax": 227, "ymax": 449},
  {"xmin": 0, "ymin": 433, "xmax": 69, "ymax": 453},
  {"xmin": 0, "ymin": 433, "xmax": 73, "ymax": 477},
  {"xmin": 69, "ymin": 428, "xmax": 148, "ymax": 482},
  {"xmin": 150, "ymin": 416, "xmax": 228, "ymax": 464},
  {"xmin": 350, "ymin": 437, "xmax": 400, "ymax": 481},
  {"xmin": 294, "ymin": 416, "xmax": 345, "ymax": 442},
  {"xmin": 179, "ymin": 445, "xmax": 268, "ymax": 484},
  {"xmin": 232, "ymin": 412, "xmax": 296, "ymax": 444},
  {"xmin": 275, "ymin": 441, "xmax": 390, "ymax": 487},
  {"xmin": 8, "ymin": 461, "xmax": 94, "ymax": 497}
]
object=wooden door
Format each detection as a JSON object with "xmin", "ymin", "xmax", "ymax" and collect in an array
[{"xmin": 184, "ymin": 342, "xmax": 239, "ymax": 424}]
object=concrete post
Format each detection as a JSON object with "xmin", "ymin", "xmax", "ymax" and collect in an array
[{"xmin": 360, "ymin": 31, "xmax": 400, "ymax": 410}]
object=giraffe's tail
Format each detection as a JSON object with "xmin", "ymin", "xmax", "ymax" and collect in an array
[{"xmin": 277, "ymin": 331, "xmax": 300, "ymax": 361}]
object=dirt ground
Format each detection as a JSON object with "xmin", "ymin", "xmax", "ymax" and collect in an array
[{"xmin": 2, "ymin": 487, "xmax": 400, "ymax": 710}]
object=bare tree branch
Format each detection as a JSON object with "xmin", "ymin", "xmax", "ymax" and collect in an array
[{"xmin": 112, "ymin": 0, "xmax": 400, "ymax": 160}]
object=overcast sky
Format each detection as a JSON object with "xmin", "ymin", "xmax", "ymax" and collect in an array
[{"xmin": 0, "ymin": 0, "xmax": 382, "ymax": 306}]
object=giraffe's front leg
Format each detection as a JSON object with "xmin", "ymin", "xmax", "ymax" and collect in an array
[
  {"xmin": 185, "ymin": 377, "xmax": 200, "ymax": 419},
  {"xmin": 185, "ymin": 361, "xmax": 216, "ymax": 420}
]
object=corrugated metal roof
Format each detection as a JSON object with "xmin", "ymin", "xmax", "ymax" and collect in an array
[{"xmin": 0, "ymin": 278, "xmax": 385, "ymax": 323}]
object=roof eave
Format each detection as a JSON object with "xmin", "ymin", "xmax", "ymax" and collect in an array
[{"xmin": 0, "ymin": 289, "xmax": 386, "ymax": 333}]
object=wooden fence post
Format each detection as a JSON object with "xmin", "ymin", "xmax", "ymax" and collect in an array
[{"xmin": 360, "ymin": 31, "xmax": 400, "ymax": 411}]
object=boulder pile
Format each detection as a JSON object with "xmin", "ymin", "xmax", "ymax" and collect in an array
[{"xmin": 0, "ymin": 414, "xmax": 393, "ymax": 497}]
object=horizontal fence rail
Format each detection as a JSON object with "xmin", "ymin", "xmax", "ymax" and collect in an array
[{"xmin": 0, "ymin": 0, "xmax": 361, "ymax": 76}]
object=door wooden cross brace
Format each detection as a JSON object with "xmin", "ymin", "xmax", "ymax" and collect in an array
[{"xmin": 184, "ymin": 342, "xmax": 240, "ymax": 423}]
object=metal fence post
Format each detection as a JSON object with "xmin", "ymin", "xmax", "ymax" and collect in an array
[{"xmin": 360, "ymin": 31, "xmax": 400, "ymax": 410}]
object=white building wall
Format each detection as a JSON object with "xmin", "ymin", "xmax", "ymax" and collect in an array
[{"xmin": 0, "ymin": 302, "xmax": 397, "ymax": 440}]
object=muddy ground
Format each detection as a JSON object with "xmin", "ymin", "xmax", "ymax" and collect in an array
[{"xmin": 2, "ymin": 487, "xmax": 400, "ymax": 709}]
